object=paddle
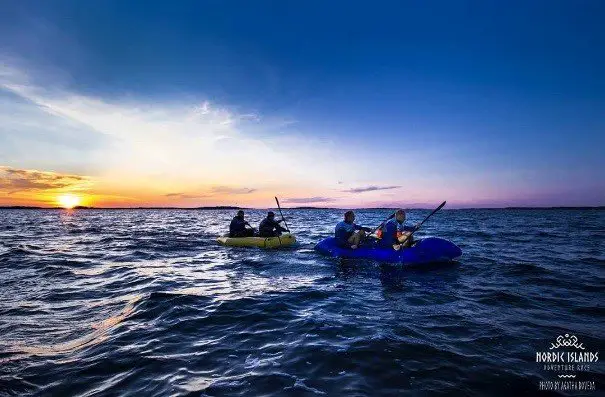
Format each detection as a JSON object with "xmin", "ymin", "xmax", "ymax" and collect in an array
[
  {"xmin": 274, "ymin": 196, "xmax": 290, "ymax": 233},
  {"xmin": 398, "ymin": 201, "xmax": 447, "ymax": 247},
  {"xmin": 370, "ymin": 212, "xmax": 397, "ymax": 237}
]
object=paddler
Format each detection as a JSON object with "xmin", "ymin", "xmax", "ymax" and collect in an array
[
  {"xmin": 229, "ymin": 210, "xmax": 255, "ymax": 237},
  {"xmin": 258, "ymin": 211, "xmax": 288, "ymax": 237},
  {"xmin": 335, "ymin": 210, "xmax": 372, "ymax": 249},
  {"xmin": 379, "ymin": 209, "xmax": 417, "ymax": 250}
]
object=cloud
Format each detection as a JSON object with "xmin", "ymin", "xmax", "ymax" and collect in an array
[
  {"xmin": 0, "ymin": 166, "xmax": 92, "ymax": 193},
  {"xmin": 283, "ymin": 196, "xmax": 336, "ymax": 203},
  {"xmin": 165, "ymin": 186, "xmax": 255, "ymax": 199},
  {"xmin": 1, "ymin": 63, "xmax": 338, "ymax": 183},
  {"xmin": 164, "ymin": 192, "xmax": 209, "ymax": 199},
  {"xmin": 0, "ymin": 62, "xmax": 370, "ymax": 206},
  {"xmin": 211, "ymin": 186, "xmax": 256, "ymax": 195},
  {"xmin": 342, "ymin": 185, "xmax": 401, "ymax": 193}
]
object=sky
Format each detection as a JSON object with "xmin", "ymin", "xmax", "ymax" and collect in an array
[{"xmin": 1, "ymin": 0, "xmax": 604, "ymax": 208}]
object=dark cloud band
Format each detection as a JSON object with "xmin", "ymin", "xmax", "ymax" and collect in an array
[
  {"xmin": 0, "ymin": 166, "xmax": 91, "ymax": 193},
  {"xmin": 342, "ymin": 185, "xmax": 400, "ymax": 193},
  {"xmin": 283, "ymin": 196, "xmax": 336, "ymax": 204}
]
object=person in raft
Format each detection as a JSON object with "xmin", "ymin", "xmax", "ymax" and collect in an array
[
  {"xmin": 258, "ymin": 211, "xmax": 288, "ymax": 237},
  {"xmin": 379, "ymin": 209, "xmax": 417, "ymax": 250},
  {"xmin": 335, "ymin": 210, "xmax": 372, "ymax": 249},
  {"xmin": 229, "ymin": 210, "xmax": 255, "ymax": 237}
]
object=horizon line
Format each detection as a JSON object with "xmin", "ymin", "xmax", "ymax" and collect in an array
[{"xmin": 1, "ymin": 205, "xmax": 603, "ymax": 211}]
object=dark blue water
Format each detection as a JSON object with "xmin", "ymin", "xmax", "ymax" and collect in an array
[{"xmin": 1, "ymin": 209, "xmax": 603, "ymax": 396}]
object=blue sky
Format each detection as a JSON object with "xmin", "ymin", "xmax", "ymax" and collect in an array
[{"xmin": 1, "ymin": 0, "xmax": 604, "ymax": 207}]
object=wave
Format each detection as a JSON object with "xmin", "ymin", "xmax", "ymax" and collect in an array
[{"xmin": 0, "ymin": 208, "xmax": 602, "ymax": 395}]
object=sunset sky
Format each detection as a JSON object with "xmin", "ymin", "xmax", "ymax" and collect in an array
[{"xmin": 1, "ymin": 1, "xmax": 604, "ymax": 208}]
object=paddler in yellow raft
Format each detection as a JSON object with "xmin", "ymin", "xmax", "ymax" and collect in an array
[
  {"xmin": 258, "ymin": 211, "xmax": 288, "ymax": 237},
  {"xmin": 229, "ymin": 210, "xmax": 255, "ymax": 237},
  {"xmin": 218, "ymin": 206, "xmax": 296, "ymax": 248}
]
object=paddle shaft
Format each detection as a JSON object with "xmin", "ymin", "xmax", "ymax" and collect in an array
[
  {"xmin": 275, "ymin": 197, "xmax": 290, "ymax": 233},
  {"xmin": 371, "ymin": 213, "xmax": 395, "ymax": 236},
  {"xmin": 398, "ymin": 201, "xmax": 446, "ymax": 246}
]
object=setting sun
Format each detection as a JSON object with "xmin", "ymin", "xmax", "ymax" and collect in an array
[{"xmin": 57, "ymin": 194, "xmax": 81, "ymax": 209}]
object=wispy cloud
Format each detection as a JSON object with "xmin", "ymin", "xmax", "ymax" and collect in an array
[
  {"xmin": 0, "ymin": 166, "xmax": 92, "ymax": 193},
  {"xmin": 342, "ymin": 185, "xmax": 401, "ymax": 193},
  {"xmin": 0, "ymin": 62, "xmax": 377, "ymax": 206},
  {"xmin": 283, "ymin": 196, "xmax": 336, "ymax": 203},
  {"xmin": 164, "ymin": 192, "xmax": 209, "ymax": 199},
  {"xmin": 0, "ymin": 63, "xmax": 355, "ymax": 185},
  {"xmin": 211, "ymin": 186, "xmax": 257, "ymax": 195},
  {"xmin": 164, "ymin": 186, "xmax": 255, "ymax": 199}
]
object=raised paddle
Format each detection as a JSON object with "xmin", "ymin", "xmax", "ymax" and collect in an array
[
  {"xmin": 398, "ymin": 201, "xmax": 447, "ymax": 247},
  {"xmin": 275, "ymin": 196, "xmax": 290, "ymax": 233}
]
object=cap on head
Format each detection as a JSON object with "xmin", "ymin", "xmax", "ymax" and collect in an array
[
  {"xmin": 268, "ymin": 211, "xmax": 275, "ymax": 217},
  {"xmin": 237, "ymin": 210, "xmax": 245, "ymax": 217},
  {"xmin": 344, "ymin": 210, "xmax": 355, "ymax": 221}
]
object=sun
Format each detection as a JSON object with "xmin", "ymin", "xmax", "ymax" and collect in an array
[{"xmin": 57, "ymin": 194, "xmax": 81, "ymax": 209}]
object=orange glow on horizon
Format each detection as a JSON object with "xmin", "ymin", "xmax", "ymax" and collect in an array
[{"xmin": 57, "ymin": 194, "xmax": 81, "ymax": 209}]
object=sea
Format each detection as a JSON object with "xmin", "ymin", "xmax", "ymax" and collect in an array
[{"xmin": 0, "ymin": 208, "xmax": 603, "ymax": 396}]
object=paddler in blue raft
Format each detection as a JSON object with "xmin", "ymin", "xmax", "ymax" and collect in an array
[
  {"xmin": 335, "ymin": 210, "xmax": 372, "ymax": 249},
  {"xmin": 378, "ymin": 209, "xmax": 417, "ymax": 250}
]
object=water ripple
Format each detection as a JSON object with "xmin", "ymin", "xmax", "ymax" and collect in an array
[{"xmin": 0, "ymin": 208, "xmax": 603, "ymax": 396}]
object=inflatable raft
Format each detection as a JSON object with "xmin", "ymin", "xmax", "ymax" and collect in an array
[
  {"xmin": 217, "ymin": 233, "xmax": 296, "ymax": 249},
  {"xmin": 314, "ymin": 237, "xmax": 462, "ymax": 265}
]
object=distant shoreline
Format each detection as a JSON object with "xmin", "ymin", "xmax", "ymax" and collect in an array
[
  {"xmin": 1, "ymin": 205, "xmax": 603, "ymax": 210},
  {"xmin": 0, "ymin": 205, "xmax": 243, "ymax": 210}
]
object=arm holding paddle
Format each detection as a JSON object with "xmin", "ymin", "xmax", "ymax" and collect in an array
[
  {"xmin": 370, "ymin": 201, "xmax": 446, "ymax": 250},
  {"xmin": 396, "ymin": 201, "xmax": 446, "ymax": 249},
  {"xmin": 275, "ymin": 197, "xmax": 290, "ymax": 233},
  {"xmin": 370, "ymin": 214, "xmax": 395, "ymax": 237}
]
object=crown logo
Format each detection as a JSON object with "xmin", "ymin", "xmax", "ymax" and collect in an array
[{"xmin": 549, "ymin": 334, "xmax": 585, "ymax": 350}]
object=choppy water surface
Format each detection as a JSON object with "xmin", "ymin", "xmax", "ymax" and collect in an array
[{"xmin": 1, "ymin": 208, "xmax": 603, "ymax": 396}]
